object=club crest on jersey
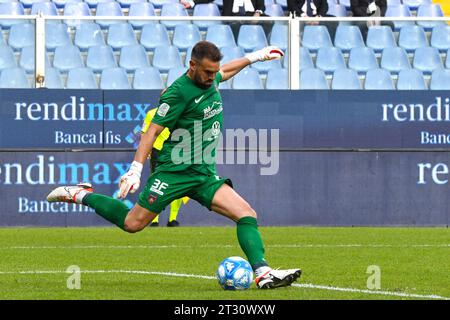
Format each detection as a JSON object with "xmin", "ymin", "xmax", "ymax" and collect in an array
[
  {"xmin": 148, "ymin": 194, "xmax": 158, "ymax": 205},
  {"xmin": 203, "ymin": 101, "xmax": 223, "ymax": 120},
  {"xmin": 157, "ymin": 103, "xmax": 170, "ymax": 117}
]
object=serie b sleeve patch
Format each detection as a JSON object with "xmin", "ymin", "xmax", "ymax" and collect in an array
[{"xmin": 157, "ymin": 103, "xmax": 170, "ymax": 117}]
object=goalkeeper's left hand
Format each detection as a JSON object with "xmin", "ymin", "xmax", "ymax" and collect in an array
[{"xmin": 245, "ymin": 46, "xmax": 284, "ymax": 64}]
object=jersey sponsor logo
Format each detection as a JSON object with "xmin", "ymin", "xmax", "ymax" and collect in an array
[
  {"xmin": 148, "ymin": 194, "xmax": 158, "ymax": 205},
  {"xmin": 203, "ymin": 102, "xmax": 223, "ymax": 120},
  {"xmin": 194, "ymin": 95, "xmax": 205, "ymax": 104},
  {"xmin": 157, "ymin": 103, "xmax": 170, "ymax": 117},
  {"xmin": 150, "ymin": 179, "xmax": 169, "ymax": 196}
]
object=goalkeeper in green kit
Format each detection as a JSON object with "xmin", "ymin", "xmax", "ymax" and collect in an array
[{"xmin": 47, "ymin": 41, "xmax": 301, "ymax": 289}]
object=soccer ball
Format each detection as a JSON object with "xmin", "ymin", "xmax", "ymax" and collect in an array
[{"xmin": 216, "ymin": 256, "xmax": 253, "ymax": 290}]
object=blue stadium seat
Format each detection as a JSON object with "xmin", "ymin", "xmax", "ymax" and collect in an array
[
  {"xmin": 339, "ymin": 0, "xmax": 350, "ymax": 9},
  {"xmin": 266, "ymin": 68, "xmax": 288, "ymax": 89},
  {"xmin": 118, "ymin": 0, "xmax": 146, "ymax": 9},
  {"xmin": 265, "ymin": 4, "xmax": 284, "ymax": 16},
  {"xmin": 8, "ymin": 23, "xmax": 35, "ymax": 51},
  {"xmin": 46, "ymin": 23, "xmax": 71, "ymax": 51},
  {"xmin": 152, "ymin": 45, "xmax": 182, "ymax": 73},
  {"xmin": 149, "ymin": 0, "xmax": 177, "ymax": 9},
  {"xmin": 269, "ymin": 24, "xmax": 287, "ymax": 51},
  {"xmin": 387, "ymin": 0, "xmax": 402, "ymax": 5},
  {"xmin": 316, "ymin": 47, "xmax": 346, "ymax": 74},
  {"xmin": 100, "ymin": 67, "xmax": 131, "ymax": 89},
  {"xmin": 20, "ymin": 0, "xmax": 46, "ymax": 9},
  {"xmin": 380, "ymin": 47, "xmax": 411, "ymax": 74},
  {"xmin": 30, "ymin": 1, "xmax": 58, "ymax": 16},
  {"xmin": 430, "ymin": 69, "xmax": 450, "ymax": 90},
  {"xmin": 206, "ymin": 24, "xmax": 236, "ymax": 49},
  {"xmin": 232, "ymin": 68, "xmax": 263, "ymax": 89},
  {"xmin": 397, "ymin": 69, "xmax": 427, "ymax": 90},
  {"xmin": 173, "ymin": 24, "xmax": 201, "ymax": 52},
  {"xmin": 193, "ymin": 3, "xmax": 221, "ymax": 30},
  {"xmin": 167, "ymin": 67, "xmax": 187, "ymax": 87},
  {"xmin": 327, "ymin": 4, "xmax": 347, "ymax": 17},
  {"xmin": 431, "ymin": 25, "xmax": 450, "ymax": 52},
  {"xmin": 128, "ymin": 2, "xmax": 156, "ymax": 29},
  {"xmin": 44, "ymin": 67, "xmax": 63, "ymax": 88},
  {"xmin": 84, "ymin": 0, "xmax": 114, "ymax": 9},
  {"xmin": 385, "ymin": 5, "xmax": 414, "ymax": 31},
  {"xmin": 364, "ymin": 69, "xmax": 394, "ymax": 89},
  {"xmin": 214, "ymin": 0, "xmax": 223, "ymax": 7},
  {"xmin": 220, "ymin": 45, "xmax": 245, "ymax": 64},
  {"xmin": 413, "ymin": 46, "xmax": 443, "ymax": 74},
  {"xmin": 63, "ymin": 2, "xmax": 91, "ymax": 28},
  {"xmin": 348, "ymin": 47, "xmax": 378, "ymax": 74},
  {"xmin": 53, "ymin": 45, "xmax": 84, "ymax": 72},
  {"xmin": 66, "ymin": 67, "xmax": 98, "ymax": 89},
  {"xmin": 366, "ymin": 26, "xmax": 397, "ymax": 53},
  {"xmin": 417, "ymin": 4, "xmax": 445, "ymax": 31},
  {"xmin": 95, "ymin": 2, "xmax": 123, "ymax": 29},
  {"xmin": 160, "ymin": 3, "xmax": 189, "ymax": 30},
  {"xmin": 300, "ymin": 68, "xmax": 329, "ymax": 89},
  {"xmin": 299, "ymin": 47, "xmax": 314, "ymax": 69},
  {"xmin": 219, "ymin": 80, "xmax": 231, "ymax": 89},
  {"xmin": 86, "ymin": 45, "xmax": 117, "ymax": 73},
  {"xmin": 334, "ymin": 25, "xmax": 365, "ymax": 53},
  {"xmin": 74, "ymin": 22, "xmax": 105, "ymax": 51},
  {"xmin": 275, "ymin": 0, "xmax": 287, "ymax": 9},
  {"xmin": 252, "ymin": 58, "xmax": 282, "ymax": 74},
  {"xmin": 265, "ymin": 0, "xmax": 275, "ymax": 5},
  {"xmin": 0, "ymin": 67, "xmax": 30, "ymax": 88},
  {"xmin": 107, "ymin": 23, "xmax": 137, "ymax": 50},
  {"xmin": 19, "ymin": 45, "xmax": 50, "ymax": 73},
  {"xmin": 0, "ymin": 46, "xmax": 17, "ymax": 71},
  {"xmin": 0, "ymin": 2, "xmax": 25, "ymax": 29},
  {"xmin": 403, "ymin": 0, "xmax": 431, "ymax": 10},
  {"xmin": 140, "ymin": 23, "xmax": 170, "ymax": 51},
  {"xmin": 237, "ymin": 25, "xmax": 268, "ymax": 52},
  {"xmin": 398, "ymin": 25, "xmax": 428, "ymax": 52},
  {"xmin": 53, "ymin": 0, "xmax": 82, "ymax": 9},
  {"xmin": 302, "ymin": 25, "xmax": 332, "ymax": 52},
  {"xmin": 119, "ymin": 44, "xmax": 149, "ymax": 72},
  {"xmin": 446, "ymin": 49, "xmax": 450, "ymax": 68},
  {"xmin": 331, "ymin": 68, "xmax": 361, "ymax": 90},
  {"xmin": 184, "ymin": 46, "xmax": 193, "ymax": 68},
  {"xmin": 133, "ymin": 67, "xmax": 163, "ymax": 89}
]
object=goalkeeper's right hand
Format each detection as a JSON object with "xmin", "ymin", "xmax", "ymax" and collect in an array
[{"xmin": 118, "ymin": 161, "xmax": 143, "ymax": 199}]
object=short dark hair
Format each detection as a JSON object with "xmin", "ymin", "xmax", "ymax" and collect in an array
[{"xmin": 191, "ymin": 41, "xmax": 222, "ymax": 63}]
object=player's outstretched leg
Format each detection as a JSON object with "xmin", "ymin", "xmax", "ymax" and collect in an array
[
  {"xmin": 47, "ymin": 183, "xmax": 156, "ymax": 233},
  {"xmin": 210, "ymin": 184, "xmax": 302, "ymax": 289}
]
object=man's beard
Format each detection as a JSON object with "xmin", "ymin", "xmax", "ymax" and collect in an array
[{"xmin": 194, "ymin": 74, "xmax": 212, "ymax": 89}]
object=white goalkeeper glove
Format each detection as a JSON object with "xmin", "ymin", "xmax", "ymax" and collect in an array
[
  {"xmin": 118, "ymin": 161, "xmax": 143, "ymax": 199},
  {"xmin": 245, "ymin": 46, "xmax": 284, "ymax": 64}
]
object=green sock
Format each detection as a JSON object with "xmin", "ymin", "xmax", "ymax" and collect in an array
[
  {"xmin": 83, "ymin": 193, "xmax": 129, "ymax": 231},
  {"xmin": 169, "ymin": 198, "xmax": 182, "ymax": 222},
  {"xmin": 236, "ymin": 216, "xmax": 268, "ymax": 270}
]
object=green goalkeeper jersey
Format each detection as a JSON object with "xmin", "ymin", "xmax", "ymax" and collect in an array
[{"xmin": 151, "ymin": 72, "xmax": 223, "ymax": 175}]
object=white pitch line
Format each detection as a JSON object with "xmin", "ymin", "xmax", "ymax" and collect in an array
[
  {"xmin": 0, "ymin": 244, "xmax": 448, "ymax": 250},
  {"xmin": 0, "ymin": 269, "xmax": 448, "ymax": 300}
]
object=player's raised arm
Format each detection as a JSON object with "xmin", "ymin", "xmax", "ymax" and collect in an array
[
  {"xmin": 118, "ymin": 122, "xmax": 166, "ymax": 199},
  {"xmin": 219, "ymin": 46, "xmax": 284, "ymax": 82}
]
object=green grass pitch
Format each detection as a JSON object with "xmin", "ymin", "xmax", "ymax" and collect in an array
[{"xmin": 0, "ymin": 227, "xmax": 448, "ymax": 300}]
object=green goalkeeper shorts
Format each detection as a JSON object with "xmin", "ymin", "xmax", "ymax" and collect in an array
[{"xmin": 137, "ymin": 169, "xmax": 233, "ymax": 214}]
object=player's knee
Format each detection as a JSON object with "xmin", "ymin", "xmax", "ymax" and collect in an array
[
  {"xmin": 243, "ymin": 206, "xmax": 257, "ymax": 219},
  {"xmin": 124, "ymin": 219, "xmax": 146, "ymax": 233}
]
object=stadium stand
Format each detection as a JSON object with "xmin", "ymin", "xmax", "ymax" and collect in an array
[{"xmin": 0, "ymin": 0, "xmax": 446, "ymax": 89}]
